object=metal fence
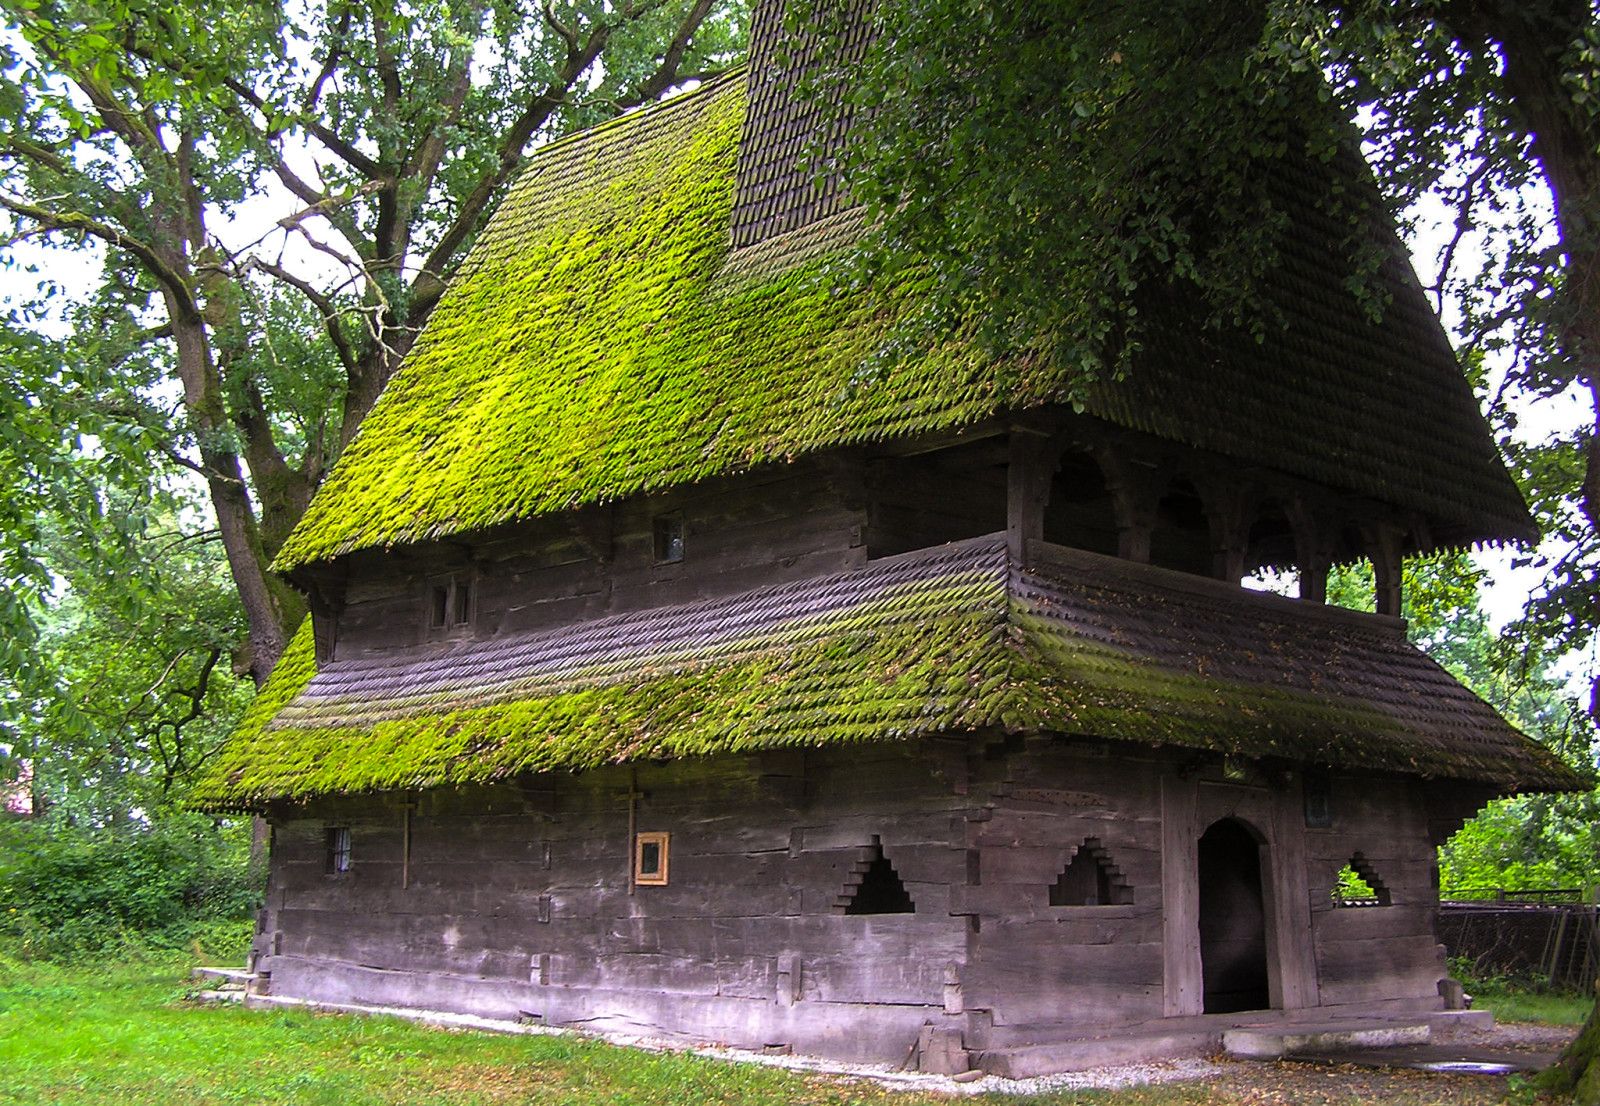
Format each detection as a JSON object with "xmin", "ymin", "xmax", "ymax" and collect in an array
[{"xmin": 1437, "ymin": 889, "xmax": 1599, "ymax": 991}]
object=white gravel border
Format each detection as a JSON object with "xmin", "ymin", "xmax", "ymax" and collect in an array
[
  {"xmin": 682, "ymin": 1045, "xmax": 1225, "ymax": 1095},
  {"xmin": 232, "ymin": 992, "xmax": 1226, "ymax": 1094}
]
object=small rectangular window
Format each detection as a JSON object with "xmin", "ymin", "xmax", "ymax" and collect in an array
[
  {"xmin": 652, "ymin": 514, "xmax": 684, "ymax": 564},
  {"xmin": 426, "ymin": 577, "xmax": 474, "ymax": 633},
  {"xmin": 634, "ymin": 831, "xmax": 670, "ymax": 886},
  {"xmin": 326, "ymin": 826, "xmax": 352, "ymax": 874},
  {"xmin": 1304, "ymin": 770, "xmax": 1333, "ymax": 829}
]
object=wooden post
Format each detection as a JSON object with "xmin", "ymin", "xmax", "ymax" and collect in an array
[
  {"xmin": 1100, "ymin": 452, "xmax": 1161, "ymax": 565},
  {"xmin": 1366, "ymin": 525, "xmax": 1405, "ymax": 617},
  {"xmin": 1287, "ymin": 497, "xmax": 1335, "ymax": 604},
  {"xmin": 621, "ymin": 767, "xmax": 647, "ymax": 896},
  {"xmin": 1196, "ymin": 476, "xmax": 1252, "ymax": 584},
  {"xmin": 1161, "ymin": 774, "xmax": 1203, "ymax": 1016},
  {"xmin": 1267, "ymin": 781, "xmax": 1319, "ymax": 1009},
  {"xmin": 401, "ymin": 798, "xmax": 417, "ymax": 889},
  {"xmin": 1006, "ymin": 429, "xmax": 1052, "ymax": 565}
]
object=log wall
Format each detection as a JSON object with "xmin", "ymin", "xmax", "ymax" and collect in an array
[
  {"xmin": 259, "ymin": 742, "xmax": 971, "ymax": 1063},
  {"xmin": 334, "ymin": 458, "xmax": 871, "ymax": 660},
  {"xmin": 257, "ymin": 736, "xmax": 1453, "ymax": 1065},
  {"xmin": 956, "ymin": 739, "xmax": 1169, "ymax": 1043},
  {"xmin": 1304, "ymin": 773, "xmax": 1452, "ymax": 1010}
]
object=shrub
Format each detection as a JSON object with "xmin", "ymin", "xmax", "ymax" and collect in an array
[{"xmin": 0, "ymin": 813, "xmax": 261, "ymax": 960}]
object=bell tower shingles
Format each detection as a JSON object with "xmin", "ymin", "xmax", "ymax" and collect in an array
[{"xmin": 729, "ymin": 0, "xmax": 873, "ymax": 248}]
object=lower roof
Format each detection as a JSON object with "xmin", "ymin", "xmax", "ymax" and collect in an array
[{"xmin": 194, "ymin": 537, "xmax": 1580, "ymax": 809}]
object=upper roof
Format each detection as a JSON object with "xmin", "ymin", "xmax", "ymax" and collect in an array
[
  {"xmin": 272, "ymin": 70, "xmax": 1530, "ymax": 574},
  {"xmin": 195, "ymin": 536, "xmax": 1579, "ymax": 808}
]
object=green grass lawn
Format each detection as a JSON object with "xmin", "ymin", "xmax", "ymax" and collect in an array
[
  {"xmin": 0, "ymin": 957, "xmax": 1203, "ymax": 1105},
  {"xmin": 0, "ymin": 956, "xmax": 1552, "ymax": 1105},
  {"xmin": 1467, "ymin": 981, "xmax": 1593, "ymax": 1028}
]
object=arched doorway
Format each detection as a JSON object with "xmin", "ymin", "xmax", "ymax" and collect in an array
[{"xmin": 1198, "ymin": 818, "xmax": 1271, "ymax": 1013}]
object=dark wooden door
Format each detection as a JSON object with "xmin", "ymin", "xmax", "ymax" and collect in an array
[{"xmin": 1197, "ymin": 818, "xmax": 1271, "ymax": 1013}]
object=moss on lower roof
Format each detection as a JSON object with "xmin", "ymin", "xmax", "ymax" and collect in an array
[
  {"xmin": 272, "ymin": 71, "xmax": 1530, "ymax": 574},
  {"xmin": 195, "ymin": 539, "xmax": 1580, "ymax": 809}
]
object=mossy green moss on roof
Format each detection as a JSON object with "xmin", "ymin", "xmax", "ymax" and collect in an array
[
  {"xmin": 274, "ymin": 71, "xmax": 1529, "ymax": 574},
  {"xmin": 196, "ymin": 539, "xmax": 1580, "ymax": 809},
  {"xmin": 276, "ymin": 74, "xmax": 999, "ymax": 571},
  {"xmin": 196, "ymin": 554, "xmax": 1019, "ymax": 806}
]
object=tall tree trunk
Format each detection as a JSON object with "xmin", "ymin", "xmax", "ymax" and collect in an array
[
  {"xmin": 167, "ymin": 305, "xmax": 300, "ymax": 686},
  {"xmin": 1541, "ymin": 983, "xmax": 1600, "ymax": 1101},
  {"xmin": 1465, "ymin": 2, "xmax": 1600, "ymax": 1095}
]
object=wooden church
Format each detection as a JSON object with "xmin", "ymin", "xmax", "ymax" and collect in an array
[{"xmin": 196, "ymin": 0, "xmax": 1581, "ymax": 1076}]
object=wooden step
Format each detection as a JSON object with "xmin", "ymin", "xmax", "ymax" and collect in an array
[
  {"xmin": 976, "ymin": 1030, "xmax": 1218, "ymax": 1077},
  {"xmin": 1222, "ymin": 1017, "xmax": 1431, "ymax": 1059}
]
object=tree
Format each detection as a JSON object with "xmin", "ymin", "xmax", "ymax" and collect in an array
[
  {"xmin": 809, "ymin": 0, "xmax": 1597, "ymax": 691},
  {"xmin": 0, "ymin": 0, "xmax": 748, "ymax": 685},
  {"xmin": 0, "ymin": 298, "xmax": 173, "ymax": 768},
  {"xmin": 18, "ymin": 508, "xmax": 253, "ymax": 822},
  {"xmin": 1330, "ymin": 557, "xmax": 1600, "ymax": 897},
  {"xmin": 798, "ymin": 0, "xmax": 1600, "ymax": 1093}
]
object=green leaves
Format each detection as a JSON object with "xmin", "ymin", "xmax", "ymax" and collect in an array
[
  {"xmin": 796, "ymin": 0, "xmax": 1360, "ymax": 389},
  {"xmin": 0, "ymin": 0, "xmax": 751, "ymax": 692}
]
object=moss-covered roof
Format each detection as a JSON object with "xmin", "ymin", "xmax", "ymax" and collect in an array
[
  {"xmin": 194, "ymin": 537, "xmax": 1579, "ymax": 809},
  {"xmin": 273, "ymin": 71, "xmax": 1530, "ymax": 574}
]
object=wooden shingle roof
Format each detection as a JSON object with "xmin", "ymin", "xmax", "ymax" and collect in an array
[
  {"xmin": 272, "ymin": 71, "xmax": 1530, "ymax": 574},
  {"xmin": 195, "ymin": 536, "xmax": 1578, "ymax": 808},
  {"xmin": 728, "ymin": 0, "xmax": 871, "ymax": 247}
]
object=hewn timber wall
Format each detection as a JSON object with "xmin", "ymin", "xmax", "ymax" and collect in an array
[
  {"xmin": 258, "ymin": 742, "xmax": 971, "ymax": 1064},
  {"xmin": 333, "ymin": 457, "xmax": 870, "ymax": 660},
  {"xmin": 956, "ymin": 738, "xmax": 1168, "ymax": 1046},
  {"xmin": 256, "ymin": 737, "xmax": 1453, "ymax": 1062},
  {"xmin": 866, "ymin": 439, "xmax": 1008, "ymax": 559},
  {"xmin": 1304, "ymin": 774, "xmax": 1449, "ymax": 1010}
]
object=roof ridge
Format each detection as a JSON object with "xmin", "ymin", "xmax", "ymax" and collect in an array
[{"xmin": 523, "ymin": 65, "xmax": 748, "ymax": 167}]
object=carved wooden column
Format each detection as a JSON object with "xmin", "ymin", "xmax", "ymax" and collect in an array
[
  {"xmin": 1098, "ymin": 452, "xmax": 1162, "ymax": 564},
  {"xmin": 1364, "ymin": 525, "xmax": 1405, "ymax": 617},
  {"xmin": 1195, "ymin": 476, "xmax": 1252, "ymax": 584},
  {"xmin": 1286, "ymin": 497, "xmax": 1336, "ymax": 604},
  {"xmin": 1007, "ymin": 428, "xmax": 1053, "ymax": 565}
]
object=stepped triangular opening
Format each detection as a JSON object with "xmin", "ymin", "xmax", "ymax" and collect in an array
[
  {"xmin": 838, "ymin": 836, "xmax": 915, "ymax": 914},
  {"xmin": 1333, "ymin": 853, "xmax": 1392, "ymax": 907},
  {"xmin": 1049, "ymin": 838, "xmax": 1133, "ymax": 906}
]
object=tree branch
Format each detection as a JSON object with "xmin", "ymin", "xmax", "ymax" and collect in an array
[
  {"xmin": 218, "ymin": 68, "xmax": 383, "ymax": 178},
  {"xmin": 248, "ymin": 258, "xmax": 358, "ymax": 373},
  {"xmin": 161, "ymin": 444, "xmax": 247, "ymax": 486},
  {"xmin": 303, "ymin": 6, "xmax": 354, "ymax": 115},
  {"xmin": 0, "ymin": 196, "xmax": 199, "ymax": 320},
  {"xmin": 620, "ymin": 0, "xmax": 717, "ymax": 107},
  {"xmin": 417, "ymin": 14, "xmax": 621, "ymax": 291},
  {"xmin": 543, "ymin": 1, "xmax": 581, "ymax": 53}
]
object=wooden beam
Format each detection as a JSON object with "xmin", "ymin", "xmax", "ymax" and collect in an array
[
  {"xmin": 1161, "ymin": 774, "xmax": 1202, "ymax": 1016},
  {"xmin": 1006, "ymin": 430, "xmax": 1052, "ymax": 564}
]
